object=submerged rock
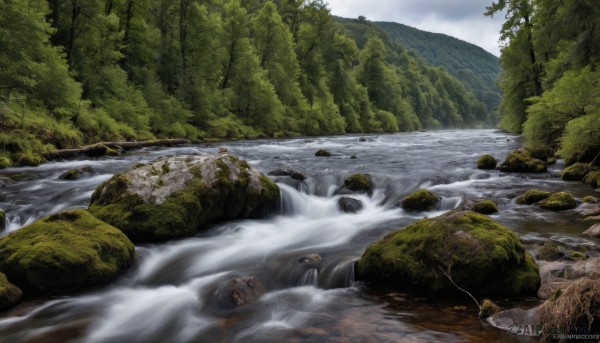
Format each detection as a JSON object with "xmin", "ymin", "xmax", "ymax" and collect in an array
[
  {"xmin": 343, "ymin": 174, "xmax": 372, "ymax": 194},
  {"xmin": 537, "ymin": 242, "xmax": 563, "ymax": 261},
  {"xmin": 497, "ymin": 149, "xmax": 547, "ymax": 173},
  {"xmin": 357, "ymin": 211, "xmax": 540, "ymax": 297},
  {"xmin": 476, "ymin": 154, "xmax": 497, "ymax": 170},
  {"xmin": 298, "ymin": 254, "xmax": 322, "ymax": 266},
  {"xmin": 479, "ymin": 299, "xmax": 501, "ymax": 319},
  {"xmin": 315, "ymin": 149, "xmax": 331, "ymax": 157},
  {"xmin": 561, "ymin": 163, "xmax": 590, "ymax": 181},
  {"xmin": 516, "ymin": 189, "xmax": 551, "ymax": 205},
  {"xmin": 471, "ymin": 200, "xmax": 498, "ymax": 214},
  {"xmin": 0, "ymin": 272, "xmax": 22, "ymax": 311},
  {"xmin": 268, "ymin": 169, "xmax": 306, "ymax": 181},
  {"xmin": 0, "ymin": 210, "xmax": 135, "ymax": 294},
  {"xmin": 537, "ymin": 192, "xmax": 577, "ymax": 211},
  {"xmin": 60, "ymin": 166, "xmax": 94, "ymax": 180},
  {"xmin": 215, "ymin": 276, "xmax": 265, "ymax": 308},
  {"xmin": 338, "ymin": 197, "xmax": 363, "ymax": 213},
  {"xmin": 89, "ymin": 153, "xmax": 280, "ymax": 242},
  {"xmin": 400, "ymin": 189, "xmax": 438, "ymax": 211}
]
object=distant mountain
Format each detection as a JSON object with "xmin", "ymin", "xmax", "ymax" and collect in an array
[{"xmin": 374, "ymin": 21, "xmax": 501, "ymax": 112}]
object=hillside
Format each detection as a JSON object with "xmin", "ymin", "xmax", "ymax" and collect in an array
[{"xmin": 374, "ymin": 21, "xmax": 501, "ymax": 112}]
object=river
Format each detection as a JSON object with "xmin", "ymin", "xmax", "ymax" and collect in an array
[{"xmin": 0, "ymin": 129, "xmax": 595, "ymax": 342}]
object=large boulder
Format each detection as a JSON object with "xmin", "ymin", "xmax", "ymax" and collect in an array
[
  {"xmin": 357, "ymin": 211, "xmax": 540, "ymax": 297},
  {"xmin": 497, "ymin": 149, "xmax": 547, "ymax": 173},
  {"xmin": 537, "ymin": 192, "xmax": 577, "ymax": 211},
  {"xmin": 399, "ymin": 189, "xmax": 438, "ymax": 211},
  {"xmin": 89, "ymin": 153, "xmax": 280, "ymax": 242},
  {"xmin": 0, "ymin": 272, "xmax": 22, "ymax": 311},
  {"xmin": 0, "ymin": 210, "xmax": 135, "ymax": 294},
  {"xmin": 476, "ymin": 155, "xmax": 497, "ymax": 170},
  {"xmin": 561, "ymin": 163, "xmax": 590, "ymax": 181}
]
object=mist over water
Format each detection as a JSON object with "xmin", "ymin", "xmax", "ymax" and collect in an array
[{"xmin": 0, "ymin": 130, "xmax": 594, "ymax": 342}]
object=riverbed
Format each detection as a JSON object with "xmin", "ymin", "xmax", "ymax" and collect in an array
[{"xmin": 0, "ymin": 129, "xmax": 596, "ymax": 342}]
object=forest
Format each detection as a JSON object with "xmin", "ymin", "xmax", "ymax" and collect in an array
[
  {"xmin": 488, "ymin": 0, "xmax": 600, "ymax": 166},
  {"xmin": 0, "ymin": 0, "xmax": 491, "ymax": 167}
]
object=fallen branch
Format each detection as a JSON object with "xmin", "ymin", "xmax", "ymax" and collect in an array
[
  {"xmin": 437, "ymin": 266, "xmax": 481, "ymax": 310},
  {"xmin": 43, "ymin": 138, "xmax": 190, "ymax": 160}
]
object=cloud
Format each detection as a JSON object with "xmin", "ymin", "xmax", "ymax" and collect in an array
[{"xmin": 326, "ymin": 0, "xmax": 504, "ymax": 56}]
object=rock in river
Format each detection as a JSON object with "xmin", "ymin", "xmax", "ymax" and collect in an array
[
  {"xmin": 0, "ymin": 272, "xmax": 22, "ymax": 311},
  {"xmin": 399, "ymin": 189, "xmax": 438, "ymax": 211},
  {"xmin": 497, "ymin": 148, "xmax": 547, "ymax": 173},
  {"xmin": 476, "ymin": 154, "xmax": 497, "ymax": 170},
  {"xmin": 357, "ymin": 211, "xmax": 540, "ymax": 297},
  {"xmin": 338, "ymin": 197, "xmax": 363, "ymax": 213},
  {"xmin": 0, "ymin": 210, "xmax": 135, "ymax": 294},
  {"xmin": 89, "ymin": 153, "xmax": 280, "ymax": 242},
  {"xmin": 215, "ymin": 276, "xmax": 266, "ymax": 308}
]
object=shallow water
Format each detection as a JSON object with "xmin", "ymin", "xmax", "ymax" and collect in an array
[{"xmin": 0, "ymin": 129, "xmax": 597, "ymax": 342}]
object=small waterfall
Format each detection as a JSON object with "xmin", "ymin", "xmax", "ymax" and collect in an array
[
  {"xmin": 438, "ymin": 196, "xmax": 463, "ymax": 211},
  {"xmin": 299, "ymin": 268, "xmax": 318, "ymax": 286}
]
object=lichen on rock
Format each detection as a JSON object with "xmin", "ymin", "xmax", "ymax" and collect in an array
[{"xmin": 89, "ymin": 153, "xmax": 280, "ymax": 242}]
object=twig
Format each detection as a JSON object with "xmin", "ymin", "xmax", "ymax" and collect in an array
[{"xmin": 437, "ymin": 266, "xmax": 481, "ymax": 310}]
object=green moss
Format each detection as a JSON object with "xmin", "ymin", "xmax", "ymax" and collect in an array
[
  {"xmin": 516, "ymin": 189, "xmax": 552, "ymax": 205},
  {"xmin": 530, "ymin": 146, "xmax": 554, "ymax": 161},
  {"xmin": 570, "ymin": 251, "xmax": 586, "ymax": 260},
  {"xmin": 61, "ymin": 169, "xmax": 81, "ymax": 180},
  {"xmin": 0, "ymin": 272, "xmax": 22, "ymax": 311},
  {"xmin": 561, "ymin": 163, "xmax": 590, "ymax": 181},
  {"xmin": 472, "ymin": 200, "xmax": 498, "ymax": 214},
  {"xmin": 583, "ymin": 196, "xmax": 598, "ymax": 203},
  {"xmin": 479, "ymin": 299, "xmax": 500, "ymax": 319},
  {"xmin": 344, "ymin": 174, "xmax": 372, "ymax": 193},
  {"xmin": 106, "ymin": 147, "xmax": 120, "ymax": 156},
  {"xmin": 400, "ymin": 189, "xmax": 438, "ymax": 211},
  {"xmin": 537, "ymin": 192, "xmax": 577, "ymax": 211},
  {"xmin": 476, "ymin": 154, "xmax": 497, "ymax": 169},
  {"xmin": 17, "ymin": 151, "xmax": 45, "ymax": 167},
  {"xmin": 89, "ymin": 156, "xmax": 280, "ymax": 243},
  {"xmin": 357, "ymin": 211, "xmax": 540, "ymax": 297},
  {"xmin": 583, "ymin": 171, "xmax": 600, "ymax": 188},
  {"xmin": 315, "ymin": 149, "xmax": 331, "ymax": 157},
  {"xmin": 498, "ymin": 149, "xmax": 547, "ymax": 173},
  {"xmin": 0, "ymin": 155, "xmax": 12, "ymax": 169},
  {"xmin": 0, "ymin": 210, "xmax": 135, "ymax": 294},
  {"xmin": 538, "ymin": 242, "xmax": 561, "ymax": 261}
]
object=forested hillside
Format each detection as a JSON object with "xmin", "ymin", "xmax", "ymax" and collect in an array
[
  {"xmin": 0, "ymin": 0, "xmax": 491, "ymax": 167},
  {"xmin": 488, "ymin": 0, "xmax": 600, "ymax": 166},
  {"xmin": 373, "ymin": 21, "xmax": 502, "ymax": 113}
]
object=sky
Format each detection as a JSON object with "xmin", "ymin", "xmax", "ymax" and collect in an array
[{"xmin": 326, "ymin": 0, "xmax": 505, "ymax": 56}]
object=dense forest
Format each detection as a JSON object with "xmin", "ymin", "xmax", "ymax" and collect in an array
[
  {"xmin": 488, "ymin": 0, "xmax": 600, "ymax": 165},
  {"xmin": 0, "ymin": 0, "xmax": 491, "ymax": 167},
  {"xmin": 373, "ymin": 21, "xmax": 502, "ymax": 114}
]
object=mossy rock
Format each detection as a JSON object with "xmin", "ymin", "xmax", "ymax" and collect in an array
[
  {"xmin": 60, "ymin": 166, "xmax": 94, "ymax": 180},
  {"xmin": 357, "ymin": 211, "xmax": 540, "ymax": 297},
  {"xmin": 0, "ymin": 210, "xmax": 135, "ymax": 294},
  {"xmin": 583, "ymin": 196, "xmax": 599, "ymax": 204},
  {"xmin": 89, "ymin": 153, "xmax": 280, "ymax": 243},
  {"xmin": 584, "ymin": 171, "xmax": 600, "ymax": 188},
  {"xmin": 315, "ymin": 149, "xmax": 332, "ymax": 157},
  {"xmin": 17, "ymin": 152, "xmax": 45, "ymax": 167},
  {"xmin": 561, "ymin": 163, "xmax": 590, "ymax": 181},
  {"xmin": 400, "ymin": 189, "xmax": 438, "ymax": 211},
  {"xmin": 0, "ymin": 272, "xmax": 22, "ymax": 311},
  {"xmin": 476, "ymin": 155, "xmax": 497, "ymax": 170},
  {"xmin": 497, "ymin": 149, "xmax": 547, "ymax": 173},
  {"xmin": 343, "ymin": 174, "xmax": 372, "ymax": 194},
  {"xmin": 479, "ymin": 299, "xmax": 501, "ymax": 319},
  {"xmin": 472, "ymin": 200, "xmax": 498, "ymax": 214},
  {"xmin": 0, "ymin": 210, "xmax": 5, "ymax": 231},
  {"xmin": 516, "ymin": 189, "xmax": 551, "ymax": 205},
  {"xmin": 530, "ymin": 146, "xmax": 554, "ymax": 161},
  {"xmin": 537, "ymin": 242, "xmax": 562, "ymax": 261},
  {"xmin": 537, "ymin": 192, "xmax": 577, "ymax": 211}
]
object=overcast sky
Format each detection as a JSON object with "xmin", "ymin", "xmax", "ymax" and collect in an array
[{"xmin": 326, "ymin": 0, "xmax": 505, "ymax": 56}]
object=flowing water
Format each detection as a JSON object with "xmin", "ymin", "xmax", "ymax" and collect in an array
[{"xmin": 0, "ymin": 129, "xmax": 597, "ymax": 343}]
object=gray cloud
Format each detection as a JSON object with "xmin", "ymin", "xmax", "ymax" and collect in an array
[{"xmin": 326, "ymin": 0, "xmax": 504, "ymax": 56}]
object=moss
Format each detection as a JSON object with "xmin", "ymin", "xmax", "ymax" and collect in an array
[
  {"xmin": 17, "ymin": 151, "xmax": 45, "ymax": 167},
  {"xmin": 315, "ymin": 149, "xmax": 331, "ymax": 157},
  {"xmin": 0, "ymin": 210, "xmax": 135, "ymax": 294},
  {"xmin": 0, "ymin": 210, "xmax": 5, "ymax": 231},
  {"xmin": 0, "ymin": 272, "xmax": 22, "ymax": 311},
  {"xmin": 0, "ymin": 155, "xmax": 12, "ymax": 169},
  {"xmin": 479, "ymin": 299, "xmax": 501, "ymax": 319},
  {"xmin": 583, "ymin": 196, "xmax": 598, "ymax": 203},
  {"xmin": 547, "ymin": 157, "xmax": 557, "ymax": 165},
  {"xmin": 516, "ymin": 189, "xmax": 551, "ymax": 205},
  {"xmin": 344, "ymin": 174, "xmax": 372, "ymax": 194},
  {"xmin": 583, "ymin": 171, "xmax": 600, "ymax": 188},
  {"xmin": 498, "ymin": 149, "xmax": 547, "ymax": 173},
  {"xmin": 89, "ymin": 156, "xmax": 280, "ymax": 243},
  {"xmin": 105, "ymin": 147, "xmax": 120, "ymax": 156},
  {"xmin": 537, "ymin": 192, "xmax": 577, "ymax": 211},
  {"xmin": 61, "ymin": 169, "xmax": 81, "ymax": 180},
  {"xmin": 561, "ymin": 163, "xmax": 590, "ymax": 181},
  {"xmin": 400, "ymin": 189, "xmax": 438, "ymax": 211},
  {"xmin": 476, "ymin": 154, "xmax": 497, "ymax": 170},
  {"xmin": 472, "ymin": 200, "xmax": 498, "ymax": 214},
  {"xmin": 570, "ymin": 251, "xmax": 586, "ymax": 260},
  {"xmin": 538, "ymin": 242, "xmax": 562, "ymax": 261},
  {"xmin": 530, "ymin": 146, "xmax": 554, "ymax": 161},
  {"xmin": 357, "ymin": 211, "xmax": 540, "ymax": 297}
]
